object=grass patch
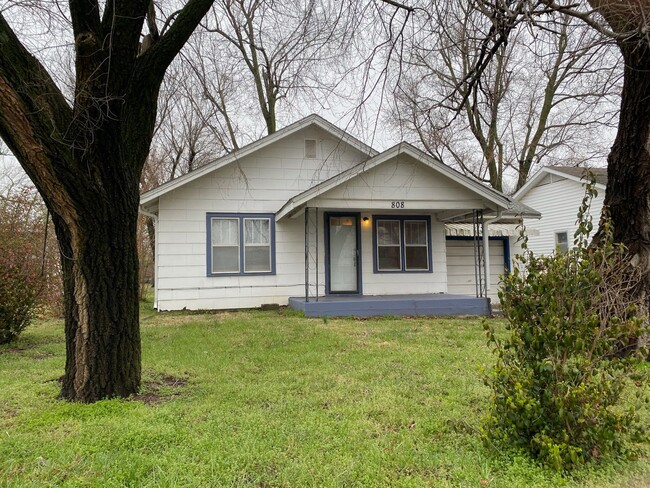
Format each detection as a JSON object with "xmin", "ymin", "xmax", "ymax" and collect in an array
[{"xmin": 1, "ymin": 309, "xmax": 648, "ymax": 487}]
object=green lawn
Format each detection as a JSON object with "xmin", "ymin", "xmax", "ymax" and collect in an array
[{"xmin": 1, "ymin": 305, "xmax": 648, "ymax": 487}]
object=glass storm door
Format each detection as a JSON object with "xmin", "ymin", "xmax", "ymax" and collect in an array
[{"xmin": 328, "ymin": 215, "xmax": 359, "ymax": 293}]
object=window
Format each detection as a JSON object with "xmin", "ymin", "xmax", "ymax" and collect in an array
[
  {"xmin": 207, "ymin": 213, "xmax": 275, "ymax": 276},
  {"xmin": 373, "ymin": 216, "xmax": 432, "ymax": 272},
  {"xmin": 377, "ymin": 219, "xmax": 401, "ymax": 270},
  {"xmin": 305, "ymin": 139, "xmax": 317, "ymax": 158},
  {"xmin": 555, "ymin": 231, "xmax": 569, "ymax": 252}
]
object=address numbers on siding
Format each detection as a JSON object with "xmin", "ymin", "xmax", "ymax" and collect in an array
[{"xmin": 390, "ymin": 201, "xmax": 405, "ymax": 209}]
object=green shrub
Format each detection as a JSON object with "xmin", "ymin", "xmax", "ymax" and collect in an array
[
  {"xmin": 0, "ymin": 258, "xmax": 42, "ymax": 344},
  {"xmin": 0, "ymin": 186, "xmax": 45, "ymax": 344},
  {"xmin": 483, "ymin": 183, "xmax": 648, "ymax": 471}
]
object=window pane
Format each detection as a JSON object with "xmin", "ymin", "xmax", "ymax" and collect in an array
[
  {"xmin": 556, "ymin": 232, "xmax": 568, "ymax": 252},
  {"xmin": 378, "ymin": 246, "xmax": 401, "ymax": 271},
  {"xmin": 405, "ymin": 221, "xmax": 427, "ymax": 245},
  {"xmin": 212, "ymin": 246, "xmax": 239, "ymax": 273},
  {"xmin": 212, "ymin": 218, "xmax": 239, "ymax": 246},
  {"xmin": 405, "ymin": 246, "xmax": 428, "ymax": 270},
  {"xmin": 245, "ymin": 219, "xmax": 270, "ymax": 244},
  {"xmin": 377, "ymin": 220, "xmax": 400, "ymax": 245},
  {"xmin": 245, "ymin": 245, "xmax": 271, "ymax": 272}
]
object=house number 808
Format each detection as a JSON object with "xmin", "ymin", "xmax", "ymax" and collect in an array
[{"xmin": 391, "ymin": 201, "xmax": 405, "ymax": 208}]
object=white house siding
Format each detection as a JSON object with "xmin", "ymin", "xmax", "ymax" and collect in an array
[
  {"xmin": 153, "ymin": 136, "xmax": 507, "ymax": 311},
  {"xmin": 446, "ymin": 239, "xmax": 507, "ymax": 300},
  {"xmin": 307, "ymin": 155, "xmax": 492, "ymax": 211},
  {"xmin": 299, "ymin": 156, "xmax": 506, "ymax": 297},
  {"xmin": 279, "ymin": 209, "xmax": 447, "ymax": 299},
  {"xmin": 518, "ymin": 178, "xmax": 604, "ymax": 256},
  {"xmin": 360, "ymin": 216, "xmax": 447, "ymax": 295},
  {"xmin": 155, "ymin": 127, "xmax": 368, "ymax": 311}
]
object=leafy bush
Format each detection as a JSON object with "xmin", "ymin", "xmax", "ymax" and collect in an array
[
  {"xmin": 0, "ymin": 182, "xmax": 54, "ymax": 343},
  {"xmin": 0, "ymin": 257, "xmax": 42, "ymax": 344},
  {"xmin": 483, "ymin": 183, "xmax": 648, "ymax": 471}
]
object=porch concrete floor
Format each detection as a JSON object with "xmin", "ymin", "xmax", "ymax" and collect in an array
[{"xmin": 288, "ymin": 294, "xmax": 491, "ymax": 318}]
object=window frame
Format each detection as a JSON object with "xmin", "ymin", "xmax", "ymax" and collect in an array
[
  {"xmin": 206, "ymin": 213, "xmax": 276, "ymax": 276},
  {"xmin": 555, "ymin": 231, "xmax": 569, "ymax": 253},
  {"xmin": 372, "ymin": 215, "xmax": 433, "ymax": 273}
]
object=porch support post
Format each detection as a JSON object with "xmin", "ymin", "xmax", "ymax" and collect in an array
[
  {"xmin": 472, "ymin": 210, "xmax": 485, "ymax": 298},
  {"xmin": 482, "ymin": 220, "xmax": 490, "ymax": 291},
  {"xmin": 315, "ymin": 209, "xmax": 319, "ymax": 301},
  {"xmin": 482, "ymin": 210, "xmax": 503, "ymax": 292},
  {"xmin": 304, "ymin": 207, "xmax": 320, "ymax": 302},
  {"xmin": 305, "ymin": 207, "xmax": 309, "ymax": 302}
]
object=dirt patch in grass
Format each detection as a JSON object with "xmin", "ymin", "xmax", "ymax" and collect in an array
[
  {"xmin": 30, "ymin": 351, "xmax": 54, "ymax": 360},
  {"xmin": 132, "ymin": 371, "xmax": 191, "ymax": 405},
  {"xmin": 1, "ymin": 406, "xmax": 20, "ymax": 421},
  {"xmin": 1, "ymin": 347, "xmax": 53, "ymax": 360},
  {"xmin": 4, "ymin": 347, "xmax": 26, "ymax": 355}
]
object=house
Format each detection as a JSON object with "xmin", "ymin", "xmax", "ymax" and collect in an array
[
  {"xmin": 513, "ymin": 166, "xmax": 606, "ymax": 256},
  {"xmin": 140, "ymin": 115, "xmax": 539, "ymax": 317}
]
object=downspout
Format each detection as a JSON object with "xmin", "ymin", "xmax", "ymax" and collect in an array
[
  {"xmin": 482, "ymin": 210, "xmax": 503, "ymax": 291},
  {"xmin": 139, "ymin": 207, "xmax": 159, "ymax": 310}
]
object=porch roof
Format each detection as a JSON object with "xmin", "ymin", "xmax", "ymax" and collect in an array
[{"xmin": 276, "ymin": 143, "xmax": 539, "ymax": 222}]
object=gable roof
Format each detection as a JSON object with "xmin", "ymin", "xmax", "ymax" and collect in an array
[
  {"xmin": 140, "ymin": 114, "xmax": 377, "ymax": 208},
  {"xmin": 276, "ymin": 142, "xmax": 535, "ymax": 221},
  {"xmin": 551, "ymin": 166, "xmax": 607, "ymax": 185},
  {"xmin": 514, "ymin": 165, "xmax": 607, "ymax": 200}
]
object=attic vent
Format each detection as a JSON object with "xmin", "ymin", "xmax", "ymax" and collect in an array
[{"xmin": 305, "ymin": 139, "xmax": 317, "ymax": 158}]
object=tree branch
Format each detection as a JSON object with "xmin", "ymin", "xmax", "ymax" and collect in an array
[
  {"xmin": 69, "ymin": 0, "xmax": 101, "ymax": 41},
  {"xmin": 0, "ymin": 13, "xmax": 81, "ymax": 221},
  {"xmin": 136, "ymin": 0, "xmax": 214, "ymax": 85},
  {"xmin": 379, "ymin": 0, "xmax": 415, "ymax": 13}
]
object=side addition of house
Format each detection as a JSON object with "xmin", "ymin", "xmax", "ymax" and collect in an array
[
  {"xmin": 514, "ymin": 166, "xmax": 606, "ymax": 256},
  {"xmin": 140, "ymin": 115, "xmax": 539, "ymax": 317}
]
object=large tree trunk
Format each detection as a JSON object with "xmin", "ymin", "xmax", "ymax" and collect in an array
[
  {"xmin": 53, "ymin": 179, "xmax": 142, "ymax": 401},
  {"xmin": 602, "ymin": 41, "xmax": 650, "ymax": 309},
  {"xmin": 0, "ymin": 1, "xmax": 215, "ymax": 402}
]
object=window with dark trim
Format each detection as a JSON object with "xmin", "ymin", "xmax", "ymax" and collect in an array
[
  {"xmin": 207, "ymin": 213, "xmax": 275, "ymax": 276},
  {"xmin": 373, "ymin": 216, "xmax": 432, "ymax": 273},
  {"xmin": 555, "ymin": 231, "xmax": 569, "ymax": 252}
]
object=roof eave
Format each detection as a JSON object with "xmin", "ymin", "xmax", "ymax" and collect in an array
[
  {"xmin": 277, "ymin": 144, "xmax": 516, "ymax": 220},
  {"xmin": 140, "ymin": 114, "xmax": 378, "ymax": 206},
  {"xmin": 514, "ymin": 166, "xmax": 606, "ymax": 200}
]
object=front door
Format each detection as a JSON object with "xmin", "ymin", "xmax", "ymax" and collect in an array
[{"xmin": 327, "ymin": 214, "xmax": 360, "ymax": 294}]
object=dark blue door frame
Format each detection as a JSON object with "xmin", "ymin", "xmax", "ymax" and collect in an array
[{"xmin": 324, "ymin": 212, "xmax": 362, "ymax": 295}]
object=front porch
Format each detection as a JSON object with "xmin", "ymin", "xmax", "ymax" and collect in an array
[{"xmin": 288, "ymin": 293, "xmax": 492, "ymax": 318}]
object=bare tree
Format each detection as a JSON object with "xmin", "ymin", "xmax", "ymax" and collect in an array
[
  {"xmin": 449, "ymin": 0, "xmax": 650, "ymax": 302},
  {"xmin": 391, "ymin": 1, "xmax": 620, "ymax": 193},
  {"xmin": 142, "ymin": 0, "xmax": 353, "ymax": 190},
  {"xmin": 0, "ymin": 0, "xmax": 215, "ymax": 402},
  {"xmin": 153, "ymin": 60, "xmax": 225, "ymax": 180},
  {"xmin": 198, "ymin": 0, "xmax": 352, "ymax": 137}
]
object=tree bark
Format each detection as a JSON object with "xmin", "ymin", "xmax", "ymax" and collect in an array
[
  {"xmin": 54, "ymin": 181, "xmax": 142, "ymax": 401},
  {"xmin": 584, "ymin": 0, "xmax": 650, "ymax": 308},
  {"xmin": 601, "ymin": 41, "xmax": 650, "ymax": 304},
  {"xmin": 0, "ymin": 1, "xmax": 214, "ymax": 402}
]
